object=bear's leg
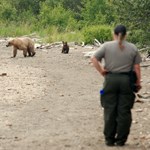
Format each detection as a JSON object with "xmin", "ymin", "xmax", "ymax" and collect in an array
[
  {"xmin": 23, "ymin": 49, "xmax": 27, "ymax": 57},
  {"xmin": 12, "ymin": 47, "xmax": 17, "ymax": 57},
  {"xmin": 66, "ymin": 49, "xmax": 69, "ymax": 54},
  {"xmin": 28, "ymin": 45, "xmax": 35, "ymax": 57},
  {"xmin": 31, "ymin": 52, "xmax": 36, "ymax": 57},
  {"xmin": 30, "ymin": 46, "xmax": 36, "ymax": 57},
  {"xmin": 66, "ymin": 47, "xmax": 69, "ymax": 54},
  {"xmin": 27, "ymin": 47, "xmax": 32, "ymax": 57},
  {"xmin": 31, "ymin": 50, "xmax": 36, "ymax": 57}
]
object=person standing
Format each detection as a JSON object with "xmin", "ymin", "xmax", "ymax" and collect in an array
[{"xmin": 91, "ymin": 25, "xmax": 142, "ymax": 146}]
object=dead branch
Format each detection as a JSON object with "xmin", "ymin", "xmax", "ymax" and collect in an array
[{"xmin": 141, "ymin": 64, "xmax": 150, "ymax": 67}]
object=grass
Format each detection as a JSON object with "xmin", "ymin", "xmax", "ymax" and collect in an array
[
  {"xmin": 0, "ymin": 23, "xmax": 34, "ymax": 37},
  {"xmin": 38, "ymin": 26, "xmax": 84, "ymax": 43},
  {"xmin": 0, "ymin": 23, "xmax": 84, "ymax": 43}
]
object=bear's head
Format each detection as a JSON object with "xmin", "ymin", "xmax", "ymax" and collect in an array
[
  {"xmin": 6, "ymin": 39, "xmax": 15, "ymax": 47},
  {"xmin": 62, "ymin": 41, "xmax": 68, "ymax": 47}
]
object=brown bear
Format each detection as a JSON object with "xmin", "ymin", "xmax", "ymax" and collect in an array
[
  {"xmin": 62, "ymin": 41, "xmax": 69, "ymax": 54},
  {"xmin": 6, "ymin": 37, "xmax": 36, "ymax": 58}
]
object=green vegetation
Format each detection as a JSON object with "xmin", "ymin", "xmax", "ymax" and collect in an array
[
  {"xmin": 83, "ymin": 25, "xmax": 112, "ymax": 44},
  {"xmin": 0, "ymin": 0, "xmax": 149, "ymax": 46}
]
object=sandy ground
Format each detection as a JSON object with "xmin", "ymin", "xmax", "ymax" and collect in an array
[{"xmin": 0, "ymin": 40, "xmax": 150, "ymax": 150}]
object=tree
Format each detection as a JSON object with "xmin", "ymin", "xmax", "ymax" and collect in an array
[
  {"xmin": 112, "ymin": 1, "xmax": 149, "ymax": 31},
  {"xmin": 112, "ymin": 0, "xmax": 150, "ymax": 45},
  {"xmin": 39, "ymin": 3, "xmax": 74, "ymax": 30},
  {"xmin": 62, "ymin": 0, "xmax": 83, "ymax": 20},
  {"xmin": 11, "ymin": 0, "xmax": 46, "ymax": 15},
  {"xmin": 81, "ymin": 0, "xmax": 116, "ymax": 26},
  {"xmin": 0, "ymin": 0, "xmax": 16, "ymax": 22}
]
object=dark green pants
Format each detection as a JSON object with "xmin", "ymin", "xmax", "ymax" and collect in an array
[{"xmin": 101, "ymin": 74, "xmax": 135, "ymax": 144}]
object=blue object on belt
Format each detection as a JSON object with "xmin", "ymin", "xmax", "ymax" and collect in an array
[{"xmin": 100, "ymin": 90, "xmax": 104, "ymax": 95}]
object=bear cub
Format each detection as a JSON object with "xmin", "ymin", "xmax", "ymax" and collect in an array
[{"xmin": 62, "ymin": 41, "xmax": 69, "ymax": 54}]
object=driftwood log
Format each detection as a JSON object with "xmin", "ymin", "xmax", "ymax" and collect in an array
[
  {"xmin": 139, "ymin": 47, "xmax": 150, "ymax": 52},
  {"xmin": 94, "ymin": 39, "xmax": 102, "ymax": 47},
  {"xmin": 141, "ymin": 64, "xmax": 150, "ymax": 67}
]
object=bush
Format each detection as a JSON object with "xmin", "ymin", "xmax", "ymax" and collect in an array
[
  {"xmin": 83, "ymin": 25, "xmax": 112, "ymax": 44},
  {"xmin": 0, "ymin": 2, "xmax": 17, "ymax": 22},
  {"xmin": 39, "ymin": 4, "xmax": 74, "ymax": 31},
  {"xmin": 127, "ymin": 30, "xmax": 150, "ymax": 47}
]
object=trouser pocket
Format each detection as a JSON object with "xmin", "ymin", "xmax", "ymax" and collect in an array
[
  {"xmin": 100, "ymin": 77, "xmax": 109, "ymax": 108},
  {"xmin": 129, "ymin": 71, "xmax": 138, "ymax": 93},
  {"xmin": 100, "ymin": 94, "xmax": 104, "ymax": 107}
]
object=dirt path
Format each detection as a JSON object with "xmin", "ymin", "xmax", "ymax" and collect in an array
[{"xmin": 0, "ymin": 40, "xmax": 150, "ymax": 150}]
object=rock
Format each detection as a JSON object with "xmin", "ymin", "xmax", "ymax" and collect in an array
[
  {"xmin": 14, "ymin": 136, "xmax": 21, "ymax": 141},
  {"xmin": 135, "ymin": 109, "xmax": 143, "ymax": 112},
  {"xmin": 133, "ymin": 120, "xmax": 138, "ymax": 124},
  {"xmin": 83, "ymin": 51, "xmax": 96, "ymax": 58},
  {"xmin": 34, "ymin": 43, "xmax": 42, "ymax": 49},
  {"xmin": 146, "ymin": 134, "xmax": 150, "ymax": 139},
  {"xmin": 137, "ymin": 94, "xmax": 143, "ymax": 98},
  {"xmin": 42, "ymin": 107, "xmax": 49, "ymax": 112},
  {"xmin": 0, "ymin": 73, "xmax": 7, "ymax": 76},
  {"xmin": 6, "ymin": 123, "xmax": 12, "ymax": 127},
  {"xmin": 84, "ymin": 45, "xmax": 94, "ymax": 49},
  {"xmin": 137, "ymin": 93, "xmax": 150, "ymax": 99},
  {"xmin": 135, "ymin": 99, "xmax": 144, "ymax": 103},
  {"xmin": 65, "ymin": 144, "xmax": 71, "ymax": 147}
]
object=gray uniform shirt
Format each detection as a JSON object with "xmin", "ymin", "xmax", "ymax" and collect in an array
[{"xmin": 94, "ymin": 40, "xmax": 142, "ymax": 72}]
